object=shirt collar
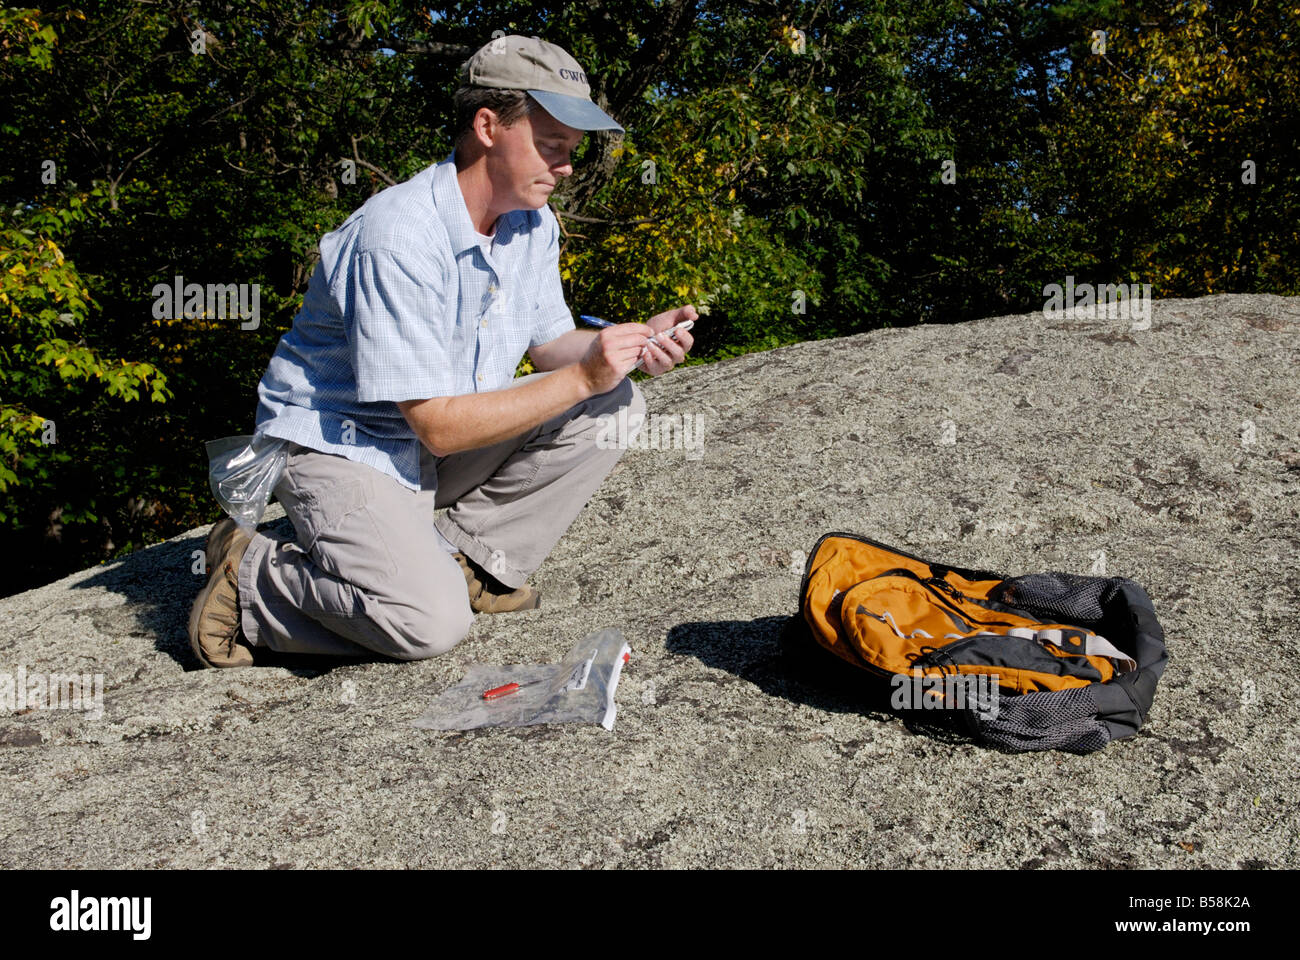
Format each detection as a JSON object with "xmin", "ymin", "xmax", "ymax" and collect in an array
[{"xmin": 433, "ymin": 152, "xmax": 526, "ymax": 257}]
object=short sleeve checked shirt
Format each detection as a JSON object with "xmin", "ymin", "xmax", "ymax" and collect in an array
[{"xmin": 252, "ymin": 153, "xmax": 575, "ymax": 491}]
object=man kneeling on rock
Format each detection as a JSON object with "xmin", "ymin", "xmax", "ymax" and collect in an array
[{"xmin": 189, "ymin": 36, "xmax": 696, "ymax": 668}]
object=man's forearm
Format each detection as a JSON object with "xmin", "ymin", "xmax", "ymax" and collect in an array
[
  {"xmin": 529, "ymin": 327, "xmax": 597, "ymax": 371},
  {"xmin": 398, "ymin": 364, "xmax": 596, "ymax": 457}
]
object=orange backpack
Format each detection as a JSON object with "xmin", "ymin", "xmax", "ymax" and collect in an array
[{"xmin": 792, "ymin": 533, "xmax": 1169, "ymax": 752}]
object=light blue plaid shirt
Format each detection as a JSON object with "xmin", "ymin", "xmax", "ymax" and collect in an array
[{"xmin": 252, "ymin": 153, "xmax": 575, "ymax": 491}]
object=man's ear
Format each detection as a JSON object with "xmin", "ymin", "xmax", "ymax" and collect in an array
[{"xmin": 471, "ymin": 107, "xmax": 499, "ymax": 149}]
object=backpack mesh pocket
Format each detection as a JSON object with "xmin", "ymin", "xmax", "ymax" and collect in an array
[
  {"xmin": 968, "ymin": 685, "xmax": 1112, "ymax": 753},
  {"xmin": 989, "ymin": 572, "xmax": 1121, "ymax": 626}
]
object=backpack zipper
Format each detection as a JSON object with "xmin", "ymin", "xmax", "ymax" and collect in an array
[
  {"xmin": 911, "ymin": 639, "xmax": 979, "ymax": 673},
  {"xmin": 861, "ymin": 567, "xmax": 1019, "ymax": 628}
]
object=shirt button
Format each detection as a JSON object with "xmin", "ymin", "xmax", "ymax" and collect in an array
[
  {"xmin": 487, "ymin": 284, "xmax": 497, "ymax": 293},
  {"xmin": 480, "ymin": 318, "xmax": 488, "ymax": 328},
  {"xmin": 477, "ymin": 373, "xmax": 484, "ymax": 382}
]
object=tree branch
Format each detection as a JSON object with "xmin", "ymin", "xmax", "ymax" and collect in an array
[
  {"xmin": 351, "ymin": 135, "xmax": 397, "ymax": 186},
  {"xmin": 554, "ymin": 210, "xmax": 658, "ymax": 226}
]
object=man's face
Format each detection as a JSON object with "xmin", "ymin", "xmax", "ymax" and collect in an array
[{"xmin": 485, "ymin": 106, "xmax": 584, "ymax": 212}]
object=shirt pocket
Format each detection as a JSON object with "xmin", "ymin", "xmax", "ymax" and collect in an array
[{"xmin": 487, "ymin": 296, "xmax": 540, "ymax": 369}]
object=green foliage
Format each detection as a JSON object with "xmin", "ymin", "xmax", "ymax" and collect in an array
[
  {"xmin": 1052, "ymin": 0, "xmax": 1300, "ymax": 294},
  {"xmin": 557, "ymin": 2, "xmax": 949, "ymax": 348},
  {"xmin": 0, "ymin": 7, "xmax": 64, "ymax": 74},
  {"xmin": 560, "ymin": 86, "xmax": 828, "ymax": 356},
  {"xmin": 0, "ymin": 192, "xmax": 172, "ymax": 528}
]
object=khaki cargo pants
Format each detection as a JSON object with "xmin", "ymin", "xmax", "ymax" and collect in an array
[{"xmin": 236, "ymin": 375, "xmax": 644, "ymax": 659}]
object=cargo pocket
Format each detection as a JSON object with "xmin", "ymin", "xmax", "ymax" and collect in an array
[{"xmin": 289, "ymin": 473, "xmax": 398, "ymax": 587}]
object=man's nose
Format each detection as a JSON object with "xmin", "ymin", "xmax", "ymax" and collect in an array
[{"xmin": 553, "ymin": 162, "xmax": 573, "ymax": 178}]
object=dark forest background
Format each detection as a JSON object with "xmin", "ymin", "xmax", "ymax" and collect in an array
[{"xmin": 1, "ymin": 0, "xmax": 1296, "ymax": 595}]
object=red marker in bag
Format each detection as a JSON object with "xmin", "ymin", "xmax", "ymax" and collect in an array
[{"xmin": 482, "ymin": 679, "xmax": 546, "ymax": 700}]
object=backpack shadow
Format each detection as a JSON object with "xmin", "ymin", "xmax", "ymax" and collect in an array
[{"xmin": 664, "ymin": 614, "xmax": 985, "ymax": 746}]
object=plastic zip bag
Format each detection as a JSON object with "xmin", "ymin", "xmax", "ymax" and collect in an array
[
  {"xmin": 412, "ymin": 628, "xmax": 631, "ymax": 732},
  {"xmin": 205, "ymin": 434, "xmax": 289, "ymax": 536}
]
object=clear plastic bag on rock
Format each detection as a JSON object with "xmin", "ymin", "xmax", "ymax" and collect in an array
[{"xmin": 412, "ymin": 628, "xmax": 631, "ymax": 732}]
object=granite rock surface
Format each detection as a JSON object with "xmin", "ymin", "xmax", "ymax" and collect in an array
[{"xmin": 1, "ymin": 293, "xmax": 1297, "ymax": 868}]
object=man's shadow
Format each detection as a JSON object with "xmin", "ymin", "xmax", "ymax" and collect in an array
[
  {"xmin": 665, "ymin": 615, "xmax": 981, "ymax": 745},
  {"xmin": 71, "ymin": 515, "xmax": 381, "ymax": 675}
]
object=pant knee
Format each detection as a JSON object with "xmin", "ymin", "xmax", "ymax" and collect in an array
[
  {"xmin": 616, "ymin": 377, "xmax": 645, "ymax": 419},
  {"xmin": 584, "ymin": 375, "xmax": 642, "ymax": 417},
  {"xmin": 399, "ymin": 601, "xmax": 474, "ymax": 659},
  {"xmin": 585, "ymin": 378, "xmax": 645, "ymax": 451}
]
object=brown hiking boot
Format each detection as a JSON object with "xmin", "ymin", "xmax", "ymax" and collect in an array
[
  {"xmin": 188, "ymin": 520, "xmax": 255, "ymax": 668},
  {"xmin": 453, "ymin": 552, "xmax": 541, "ymax": 613},
  {"xmin": 204, "ymin": 516, "xmax": 245, "ymax": 572}
]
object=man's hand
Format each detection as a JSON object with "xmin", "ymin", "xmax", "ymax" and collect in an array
[
  {"xmin": 639, "ymin": 304, "xmax": 698, "ymax": 376},
  {"xmin": 578, "ymin": 321, "xmax": 654, "ymax": 395}
]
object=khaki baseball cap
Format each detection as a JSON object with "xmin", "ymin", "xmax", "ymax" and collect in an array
[{"xmin": 461, "ymin": 35, "xmax": 624, "ymax": 133}]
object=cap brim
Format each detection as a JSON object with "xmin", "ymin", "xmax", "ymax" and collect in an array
[{"xmin": 527, "ymin": 89, "xmax": 624, "ymax": 133}]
